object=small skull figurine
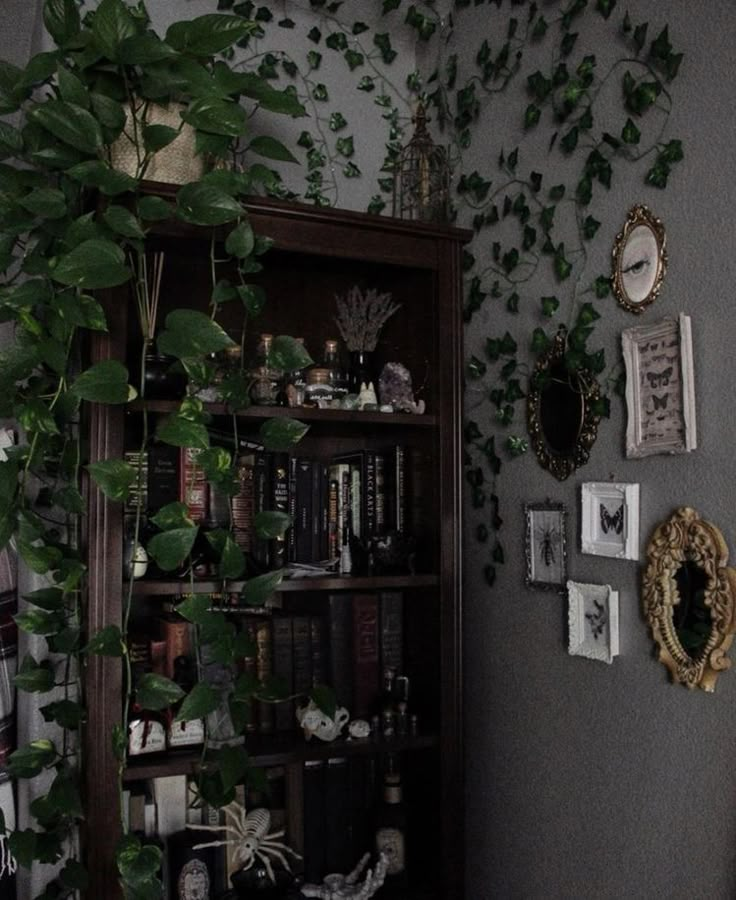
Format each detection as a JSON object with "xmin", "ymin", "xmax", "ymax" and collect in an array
[{"xmin": 296, "ymin": 700, "xmax": 350, "ymax": 741}]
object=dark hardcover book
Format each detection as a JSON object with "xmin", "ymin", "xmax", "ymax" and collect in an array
[
  {"xmin": 320, "ymin": 462, "xmax": 330, "ymax": 561},
  {"xmin": 287, "ymin": 456, "xmax": 297, "ymax": 563},
  {"xmin": 327, "ymin": 477, "xmax": 339, "ymax": 561},
  {"xmin": 324, "ymin": 756, "xmax": 352, "ymax": 874},
  {"xmin": 271, "ymin": 615, "xmax": 294, "ymax": 732},
  {"xmin": 254, "ymin": 617, "xmax": 274, "ymax": 735},
  {"xmin": 179, "ymin": 447, "xmax": 208, "ymax": 523},
  {"xmin": 295, "ymin": 457, "xmax": 313, "ymax": 564},
  {"xmin": 364, "ymin": 450, "xmax": 377, "ymax": 538},
  {"xmin": 303, "ymin": 760, "xmax": 326, "ymax": 883},
  {"xmin": 332, "ymin": 451, "xmax": 363, "ymax": 539},
  {"xmin": 380, "ymin": 591, "xmax": 404, "ymax": 675},
  {"xmin": 386, "ymin": 444, "xmax": 407, "ymax": 533},
  {"xmin": 292, "ymin": 615, "xmax": 312, "ymax": 703},
  {"xmin": 311, "ymin": 461, "xmax": 322, "ymax": 562},
  {"xmin": 347, "ymin": 757, "xmax": 375, "ymax": 863},
  {"xmin": 374, "ymin": 451, "xmax": 386, "ymax": 535},
  {"xmin": 269, "ymin": 452, "xmax": 290, "ymax": 569},
  {"xmin": 239, "ymin": 619, "xmax": 258, "ymax": 734},
  {"xmin": 327, "ymin": 594, "xmax": 353, "ymax": 711},
  {"xmin": 232, "ymin": 452, "xmax": 255, "ymax": 555},
  {"xmin": 252, "ymin": 450, "xmax": 271, "ymax": 569},
  {"xmin": 310, "ymin": 614, "xmax": 326, "ymax": 688},
  {"xmin": 352, "ymin": 593, "xmax": 380, "ymax": 718}
]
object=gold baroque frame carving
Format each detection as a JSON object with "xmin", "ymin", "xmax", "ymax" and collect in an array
[
  {"xmin": 526, "ymin": 326, "xmax": 602, "ymax": 481},
  {"xmin": 642, "ymin": 507, "xmax": 736, "ymax": 692},
  {"xmin": 611, "ymin": 205, "xmax": 667, "ymax": 314}
]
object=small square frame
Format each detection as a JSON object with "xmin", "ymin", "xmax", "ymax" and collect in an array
[
  {"xmin": 524, "ymin": 501, "xmax": 567, "ymax": 592},
  {"xmin": 581, "ymin": 482, "xmax": 640, "ymax": 560},
  {"xmin": 567, "ymin": 580, "xmax": 619, "ymax": 664},
  {"xmin": 622, "ymin": 312, "xmax": 697, "ymax": 458}
]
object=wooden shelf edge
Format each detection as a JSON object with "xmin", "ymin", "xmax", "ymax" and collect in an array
[
  {"xmin": 128, "ymin": 399, "xmax": 437, "ymax": 428},
  {"xmin": 128, "ymin": 573, "xmax": 439, "ymax": 596},
  {"xmin": 123, "ymin": 733, "xmax": 438, "ymax": 783}
]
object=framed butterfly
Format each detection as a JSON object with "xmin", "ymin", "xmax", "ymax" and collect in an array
[
  {"xmin": 600, "ymin": 503, "xmax": 624, "ymax": 535},
  {"xmin": 646, "ymin": 366, "xmax": 672, "ymax": 389}
]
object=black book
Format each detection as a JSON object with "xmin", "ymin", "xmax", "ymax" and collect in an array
[
  {"xmin": 326, "ymin": 594, "xmax": 353, "ymax": 712},
  {"xmin": 147, "ymin": 443, "xmax": 178, "ymax": 514},
  {"xmin": 252, "ymin": 450, "xmax": 271, "ymax": 569},
  {"xmin": 303, "ymin": 760, "xmax": 326, "ymax": 883},
  {"xmin": 324, "ymin": 756, "xmax": 352, "ymax": 874},
  {"xmin": 269, "ymin": 451, "xmax": 290, "ymax": 569},
  {"xmin": 271, "ymin": 615, "xmax": 294, "ymax": 732},
  {"xmin": 294, "ymin": 457, "xmax": 313, "ymax": 563}
]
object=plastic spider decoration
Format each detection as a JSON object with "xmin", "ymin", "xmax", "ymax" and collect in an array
[{"xmin": 191, "ymin": 802, "xmax": 301, "ymax": 883}]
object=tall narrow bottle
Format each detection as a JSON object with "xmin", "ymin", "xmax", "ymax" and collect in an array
[
  {"xmin": 249, "ymin": 333, "xmax": 283, "ymax": 405},
  {"xmin": 374, "ymin": 753, "xmax": 408, "ymax": 889}
]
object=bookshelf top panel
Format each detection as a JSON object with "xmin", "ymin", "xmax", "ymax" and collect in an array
[{"xmin": 129, "ymin": 574, "xmax": 440, "ymax": 597}]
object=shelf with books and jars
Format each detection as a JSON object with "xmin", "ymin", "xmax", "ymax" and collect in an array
[{"xmin": 85, "ymin": 192, "xmax": 466, "ymax": 899}]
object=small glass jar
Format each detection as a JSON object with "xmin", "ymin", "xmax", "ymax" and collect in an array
[
  {"xmin": 249, "ymin": 333, "xmax": 283, "ymax": 405},
  {"xmin": 323, "ymin": 338, "xmax": 348, "ymax": 399},
  {"xmin": 304, "ymin": 367, "xmax": 336, "ymax": 406}
]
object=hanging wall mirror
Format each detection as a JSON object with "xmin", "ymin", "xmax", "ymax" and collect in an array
[
  {"xmin": 611, "ymin": 205, "xmax": 667, "ymax": 314},
  {"xmin": 526, "ymin": 326, "xmax": 602, "ymax": 481},
  {"xmin": 642, "ymin": 507, "xmax": 736, "ymax": 692}
]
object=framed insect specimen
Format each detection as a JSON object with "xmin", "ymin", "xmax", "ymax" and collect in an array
[
  {"xmin": 581, "ymin": 482, "xmax": 640, "ymax": 560},
  {"xmin": 524, "ymin": 501, "xmax": 568, "ymax": 592},
  {"xmin": 567, "ymin": 581, "xmax": 620, "ymax": 665},
  {"xmin": 621, "ymin": 313, "xmax": 697, "ymax": 458}
]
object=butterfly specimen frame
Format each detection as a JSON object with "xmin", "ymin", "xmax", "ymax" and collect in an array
[
  {"xmin": 524, "ymin": 501, "xmax": 568, "ymax": 592},
  {"xmin": 567, "ymin": 580, "xmax": 620, "ymax": 664},
  {"xmin": 581, "ymin": 482, "xmax": 640, "ymax": 560},
  {"xmin": 621, "ymin": 313, "xmax": 697, "ymax": 458}
]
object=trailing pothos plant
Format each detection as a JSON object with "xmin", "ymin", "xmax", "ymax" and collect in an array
[{"xmin": 0, "ymin": 0, "xmax": 337, "ymax": 896}]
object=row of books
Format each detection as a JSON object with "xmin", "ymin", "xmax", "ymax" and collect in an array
[
  {"xmin": 125, "ymin": 443, "xmax": 417, "ymax": 572},
  {"xmin": 130, "ymin": 592, "xmax": 404, "ymax": 740}
]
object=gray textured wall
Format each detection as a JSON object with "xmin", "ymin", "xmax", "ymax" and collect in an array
[{"xmin": 458, "ymin": 3, "xmax": 736, "ymax": 898}]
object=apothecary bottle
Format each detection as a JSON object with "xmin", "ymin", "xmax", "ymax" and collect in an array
[
  {"xmin": 322, "ymin": 338, "xmax": 348, "ymax": 399},
  {"xmin": 374, "ymin": 753, "xmax": 408, "ymax": 888},
  {"xmin": 249, "ymin": 333, "xmax": 283, "ymax": 405}
]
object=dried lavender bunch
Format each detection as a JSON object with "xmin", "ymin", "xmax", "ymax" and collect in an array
[{"xmin": 334, "ymin": 285, "xmax": 401, "ymax": 352}]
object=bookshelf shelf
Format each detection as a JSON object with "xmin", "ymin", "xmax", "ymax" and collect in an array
[
  {"xmin": 85, "ymin": 193, "xmax": 465, "ymax": 899},
  {"xmin": 129, "ymin": 399, "xmax": 437, "ymax": 429},
  {"xmin": 123, "ymin": 733, "xmax": 439, "ymax": 783},
  {"xmin": 128, "ymin": 573, "xmax": 440, "ymax": 596}
]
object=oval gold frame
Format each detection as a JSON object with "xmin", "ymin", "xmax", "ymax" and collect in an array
[
  {"xmin": 642, "ymin": 507, "xmax": 736, "ymax": 692},
  {"xmin": 611, "ymin": 205, "xmax": 667, "ymax": 314},
  {"xmin": 526, "ymin": 326, "xmax": 602, "ymax": 482}
]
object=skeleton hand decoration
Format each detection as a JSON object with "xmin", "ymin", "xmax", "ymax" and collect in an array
[{"xmin": 300, "ymin": 851, "xmax": 388, "ymax": 899}]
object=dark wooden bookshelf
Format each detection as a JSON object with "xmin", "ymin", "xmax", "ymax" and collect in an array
[
  {"xmin": 83, "ymin": 191, "xmax": 466, "ymax": 900},
  {"xmin": 128, "ymin": 573, "xmax": 440, "ymax": 596},
  {"xmin": 123, "ymin": 733, "xmax": 439, "ymax": 783}
]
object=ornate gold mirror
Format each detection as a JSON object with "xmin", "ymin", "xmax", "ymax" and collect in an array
[
  {"xmin": 526, "ymin": 326, "xmax": 602, "ymax": 481},
  {"xmin": 642, "ymin": 507, "xmax": 736, "ymax": 692},
  {"xmin": 611, "ymin": 205, "xmax": 667, "ymax": 314}
]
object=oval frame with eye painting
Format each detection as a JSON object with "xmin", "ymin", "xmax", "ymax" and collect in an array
[{"xmin": 611, "ymin": 205, "xmax": 667, "ymax": 314}]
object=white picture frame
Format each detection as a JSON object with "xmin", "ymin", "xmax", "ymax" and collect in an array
[
  {"xmin": 581, "ymin": 482, "xmax": 640, "ymax": 560},
  {"xmin": 524, "ymin": 501, "xmax": 568, "ymax": 592},
  {"xmin": 567, "ymin": 580, "xmax": 620, "ymax": 665},
  {"xmin": 621, "ymin": 312, "xmax": 697, "ymax": 458}
]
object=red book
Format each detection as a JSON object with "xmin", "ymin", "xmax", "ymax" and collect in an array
[
  {"xmin": 351, "ymin": 594, "xmax": 379, "ymax": 718},
  {"xmin": 179, "ymin": 448, "xmax": 208, "ymax": 523}
]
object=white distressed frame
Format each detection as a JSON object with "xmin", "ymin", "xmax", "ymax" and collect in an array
[
  {"xmin": 567, "ymin": 580, "xmax": 620, "ymax": 664},
  {"xmin": 581, "ymin": 482, "xmax": 640, "ymax": 560},
  {"xmin": 622, "ymin": 312, "xmax": 697, "ymax": 458}
]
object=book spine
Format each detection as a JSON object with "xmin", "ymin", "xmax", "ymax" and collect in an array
[
  {"xmin": 148, "ymin": 446, "xmax": 178, "ymax": 515},
  {"xmin": 303, "ymin": 760, "xmax": 325, "ymax": 883},
  {"xmin": 124, "ymin": 449, "xmax": 148, "ymax": 515},
  {"xmin": 351, "ymin": 593, "xmax": 379, "ymax": 718},
  {"xmin": 160, "ymin": 616, "xmax": 190, "ymax": 680},
  {"xmin": 310, "ymin": 614, "xmax": 325, "ymax": 688},
  {"xmin": 287, "ymin": 456, "xmax": 297, "ymax": 563},
  {"xmin": 380, "ymin": 591, "xmax": 404, "ymax": 674},
  {"xmin": 327, "ymin": 477, "xmax": 339, "ymax": 561},
  {"xmin": 350, "ymin": 467, "xmax": 362, "ymax": 539},
  {"xmin": 232, "ymin": 453, "xmax": 255, "ymax": 554},
  {"xmin": 292, "ymin": 615, "xmax": 312, "ymax": 703},
  {"xmin": 364, "ymin": 450, "xmax": 376, "ymax": 538},
  {"xmin": 255, "ymin": 618, "xmax": 274, "ymax": 734},
  {"xmin": 295, "ymin": 458, "xmax": 313, "ymax": 563},
  {"xmin": 311, "ymin": 462, "xmax": 322, "ymax": 562},
  {"xmin": 271, "ymin": 616, "xmax": 294, "ymax": 732},
  {"xmin": 179, "ymin": 447, "xmax": 208, "ymax": 523},
  {"xmin": 327, "ymin": 594, "xmax": 353, "ymax": 711},
  {"xmin": 269, "ymin": 452, "xmax": 290, "ymax": 570},
  {"xmin": 240, "ymin": 619, "xmax": 258, "ymax": 734},
  {"xmin": 394, "ymin": 444, "xmax": 406, "ymax": 532},
  {"xmin": 252, "ymin": 451, "xmax": 271, "ymax": 569},
  {"xmin": 320, "ymin": 462, "xmax": 329, "ymax": 562},
  {"xmin": 374, "ymin": 451, "xmax": 386, "ymax": 535},
  {"xmin": 324, "ymin": 756, "xmax": 351, "ymax": 874}
]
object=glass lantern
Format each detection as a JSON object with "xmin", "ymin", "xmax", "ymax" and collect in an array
[{"xmin": 392, "ymin": 103, "xmax": 450, "ymax": 224}]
